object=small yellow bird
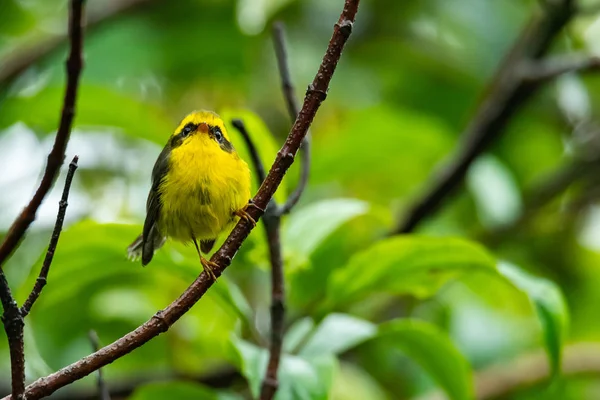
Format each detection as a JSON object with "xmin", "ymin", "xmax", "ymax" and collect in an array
[{"xmin": 128, "ymin": 110, "xmax": 252, "ymax": 279}]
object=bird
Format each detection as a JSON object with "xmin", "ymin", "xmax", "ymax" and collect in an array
[{"xmin": 127, "ymin": 110, "xmax": 253, "ymax": 280}]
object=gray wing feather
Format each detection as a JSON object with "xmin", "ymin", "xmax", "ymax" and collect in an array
[{"xmin": 141, "ymin": 145, "xmax": 171, "ymax": 265}]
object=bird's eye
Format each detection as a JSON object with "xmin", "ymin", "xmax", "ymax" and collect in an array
[
  {"xmin": 181, "ymin": 123, "xmax": 196, "ymax": 137},
  {"xmin": 213, "ymin": 127, "xmax": 224, "ymax": 143}
]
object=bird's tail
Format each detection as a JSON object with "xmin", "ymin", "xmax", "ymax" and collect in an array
[{"xmin": 127, "ymin": 233, "xmax": 165, "ymax": 263}]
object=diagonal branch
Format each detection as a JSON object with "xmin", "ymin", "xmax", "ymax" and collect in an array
[
  {"xmin": 20, "ymin": 156, "xmax": 79, "ymax": 317},
  {"xmin": 0, "ymin": 0, "xmax": 85, "ymax": 268},
  {"xmin": 9, "ymin": 1, "xmax": 360, "ymax": 398},
  {"xmin": 392, "ymin": 0, "xmax": 575, "ymax": 234}
]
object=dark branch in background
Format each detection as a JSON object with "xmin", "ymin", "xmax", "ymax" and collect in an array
[
  {"xmin": 0, "ymin": 0, "xmax": 84, "ymax": 398},
  {"xmin": 88, "ymin": 331, "xmax": 111, "ymax": 400},
  {"xmin": 478, "ymin": 159, "xmax": 600, "ymax": 245},
  {"xmin": 273, "ymin": 22, "xmax": 311, "ymax": 216},
  {"xmin": 521, "ymin": 53, "xmax": 600, "ymax": 82},
  {"xmin": 392, "ymin": 0, "xmax": 575, "ymax": 234},
  {"xmin": 8, "ymin": 1, "xmax": 360, "ymax": 398},
  {"xmin": 0, "ymin": 0, "xmax": 85, "ymax": 267},
  {"xmin": 230, "ymin": 21, "xmax": 312, "ymax": 400},
  {"xmin": 0, "ymin": 0, "xmax": 156, "ymax": 86},
  {"xmin": 21, "ymin": 157, "xmax": 79, "ymax": 317},
  {"xmin": 232, "ymin": 120, "xmax": 267, "ymax": 184},
  {"xmin": 418, "ymin": 343, "xmax": 600, "ymax": 400}
]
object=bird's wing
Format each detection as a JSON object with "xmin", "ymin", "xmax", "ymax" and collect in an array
[{"xmin": 142, "ymin": 145, "xmax": 171, "ymax": 265}]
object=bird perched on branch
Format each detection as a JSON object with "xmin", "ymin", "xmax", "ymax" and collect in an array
[{"xmin": 128, "ymin": 110, "xmax": 253, "ymax": 280}]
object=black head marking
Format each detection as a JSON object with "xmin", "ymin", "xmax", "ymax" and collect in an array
[
  {"xmin": 210, "ymin": 125, "xmax": 234, "ymax": 153},
  {"xmin": 171, "ymin": 122, "xmax": 198, "ymax": 148}
]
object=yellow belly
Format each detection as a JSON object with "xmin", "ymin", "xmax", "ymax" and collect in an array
[{"xmin": 157, "ymin": 136, "xmax": 251, "ymax": 243}]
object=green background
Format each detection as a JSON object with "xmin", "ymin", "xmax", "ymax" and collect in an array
[{"xmin": 0, "ymin": 0, "xmax": 598, "ymax": 399}]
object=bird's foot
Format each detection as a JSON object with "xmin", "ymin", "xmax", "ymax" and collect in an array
[
  {"xmin": 200, "ymin": 256, "xmax": 219, "ymax": 281},
  {"xmin": 234, "ymin": 206, "xmax": 256, "ymax": 227}
]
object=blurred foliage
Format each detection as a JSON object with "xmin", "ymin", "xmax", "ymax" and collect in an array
[{"xmin": 2, "ymin": 0, "xmax": 600, "ymax": 399}]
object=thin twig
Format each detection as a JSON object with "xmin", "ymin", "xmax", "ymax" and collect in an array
[
  {"xmin": 0, "ymin": 1, "xmax": 85, "ymax": 397},
  {"xmin": 21, "ymin": 156, "xmax": 79, "ymax": 317},
  {"xmin": 88, "ymin": 331, "xmax": 111, "ymax": 400},
  {"xmin": 10, "ymin": 1, "xmax": 360, "ymax": 398},
  {"xmin": 232, "ymin": 120, "xmax": 267, "ymax": 185},
  {"xmin": 259, "ymin": 216, "xmax": 284, "ymax": 400},
  {"xmin": 273, "ymin": 22, "xmax": 311, "ymax": 216},
  {"xmin": 0, "ymin": 157, "xmax": 79, "ymax": 399},
  {"xmin": 0, "ymin": 0, "xmax": 85, "ymax": 268},
  {"xmin": 392, "ymin": 0, "xmax": 575, "ymax": 234},
  {"xmin": 256, "ymin": 22, "xmax": 316, "ymax": 400}
]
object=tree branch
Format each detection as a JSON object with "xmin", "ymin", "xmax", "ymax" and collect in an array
[
  {"xmin": 20, "ymin": 156, "xmax": 78, "ymax": 317},
  {"xmin": 0, "ymin": 0, "xmax": 85, "ymax": 268},
  {"xmin": 476, "ymin": 343, "xmax": 600, "ymax": 400},
  {"xmin": 0, "ymin": 156, "xmax": 78, "ymax": 399},
  {"xmin": 0, "ymin": 273, "xmax": 24, "ymax": 399},
  {"xmin": 232, "ymin": 21, "xmax": 314, "ymax": 400},
  {"xmin": 273, "ymin": 22, "xmax": 311, "ymax": 216},
  {"xmin": 259, "ymin": 216, "xmax": 284, "ymax": 400},
  {"xmin": 521, "ymin": 53, "xmax": 600, "ymax": 82},
  {"xmin": 417, "ymin": 343, "xmax": 600, "ymax": 400},
  {"xmin": 392, "ymin": 0, "xmax": 575, "ymax": 234},
  {"xmin": 8, "ymin": 1, "xmax": 360, "ymax": 398}
]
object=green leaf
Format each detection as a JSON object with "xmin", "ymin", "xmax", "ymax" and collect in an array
[
  {"xmin": 231, "ymin": 338, "xmax": 336, "ymax": 400},
  {"xmin": 283, "ymin": 199, "xmax": 370, "ymax": 261},
  {"xmin": 284, "ymin": 317, "xmax": 315, "ymax": 353},
  {"xmin": 498, "ymin": 262, "xmax": 569, "ymax": 377},
  {"xmin": 378, "ymin": 319, "xmax": 473, "ymax": 400},
  {"xmin": 300, "ymin": 313, "xmax": 376, "ymax": 357},
  {"xmin": 327, "ymin": 236, "xmax": 497, "ymax": 308},
  {"xmin": 129, "ymin": 381, "xmax": 221, "ymax": 400}
]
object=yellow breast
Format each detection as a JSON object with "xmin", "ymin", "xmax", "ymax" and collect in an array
[{"xmin": 158, "ymin": 132, "xmax": 251, "ymax": 242}]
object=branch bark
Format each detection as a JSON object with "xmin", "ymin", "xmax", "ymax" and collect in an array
[
  {"xmin": 392, "ymin": 0, "xmax": 575, "ymax": 234},
  {"xmin": 0, "ymin": 0, "xmax": 85, "ymax": 268},
  {"xmin": 232, "ymin": 21, "xmax": 314, "ymax": 400},
  {"xmin": 21, "ymin": 157, "xmax": 79, "ymax": 317},
  {"xmin": 7, "ymin": 1, "xmax": 360, "ymax": 398}
]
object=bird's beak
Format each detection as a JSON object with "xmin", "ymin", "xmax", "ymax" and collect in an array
[{"xmin": 198, "ymin": 122, "xmax": 209, "ymax": 133}]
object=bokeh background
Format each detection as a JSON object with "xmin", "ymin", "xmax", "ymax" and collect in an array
[{"xmin": 2, "ymin": 0, "xmax": 600, "ymax": 399}]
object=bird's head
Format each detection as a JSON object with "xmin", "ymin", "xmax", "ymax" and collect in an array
[{"xmin": 170, "ymin": 110, "xmax": 235, "ymax": 154}]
